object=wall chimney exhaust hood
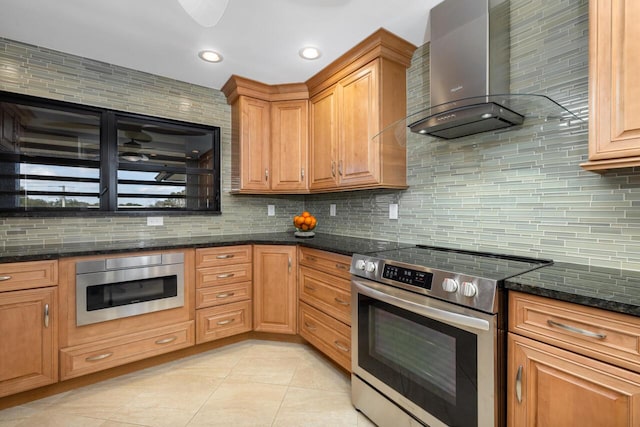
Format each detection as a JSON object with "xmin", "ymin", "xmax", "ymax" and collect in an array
[{"xmin": 399, "ymin": 0, "xmax": 582, "ymax": 141}]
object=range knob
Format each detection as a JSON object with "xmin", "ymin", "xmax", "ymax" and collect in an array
[
  {"xmin": 365, "ymin": 261, "xmax": 377, "ymax": 273},
  {"xmin": 461, "ymin": 281, "xmax": 478, "ymax": 298},
  {"xmin": 355, "ymin": 259, "xmax": 366, "ymax": 270},
  {"xmin": 441, "ymin": 278, "xmax": 458, "ymax": 293}
]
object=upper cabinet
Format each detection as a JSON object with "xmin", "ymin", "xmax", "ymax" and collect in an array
[
  {"xmin": 222, "ymin": 76, "xmax": 309, "ymax": 193},
  {"xmin": 581, "ymin": 1, "xmax": 640, "ymax": 172},
  {"xmin": 223, "ymin": 29, "xmax": 416, "ymax": 194},
  {"xmin": 307, "ymin": 29, "xmax": 416, "ymax": 191}
]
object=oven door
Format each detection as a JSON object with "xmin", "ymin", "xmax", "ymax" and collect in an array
[{"xmin": 351, "ymin": 279, "xmax": 497, "ymax": 427}]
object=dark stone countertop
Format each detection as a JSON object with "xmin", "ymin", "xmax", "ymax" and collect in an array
[
  {"xmin": 505, "ymin": 262, "xmax": 640, "ymax": 317},
  {"xmin": 0, "ymin": 232, "xmax": 412, "ymax": 263}
]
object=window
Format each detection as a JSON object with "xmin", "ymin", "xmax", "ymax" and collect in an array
[{"xmin": 0, "ymin": 92, "xmax": 221, "ymax": 214}]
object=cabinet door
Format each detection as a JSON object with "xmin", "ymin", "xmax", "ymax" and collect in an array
[
  {"xmin": 508, "ymin": 333, "xmax": 640, "ymax": 427},
  {"xmin": 253, "ymin": 245, "xmax": 297, "ymax": 334},
  {"xmin": 338, "ymin": 61, "xmax": 380, "ymax": 187},
  {"xmin": 0, "ymin": 287, "xmax": 58, "ymax": 397},
  {"xmin": 587, "ymin": 1, "xmax": 640, "ymax": 163},
  {"xmin": 239, "ymin": 96, "xmax": 271, "ymax": 191},
  {"xmin": 309, "ymin": 86, "xmax": 339, "ymax": 190},
  {"xmin": 270, "ymin": 100, "xmax": 308, "ymax": 192}
]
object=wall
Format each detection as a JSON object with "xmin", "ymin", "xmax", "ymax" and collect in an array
[
  {"xmin": 307, "ymin": 0, "xmax": 640, "ymax": 271},
  {"xmin": 0, "ymin": 38, "xmax": 303, "ymax": 247}
]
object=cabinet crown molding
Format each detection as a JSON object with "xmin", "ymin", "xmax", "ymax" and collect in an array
[{"xmin": 221, "ymin": 75, "xmax": 309, "ymax": 104}]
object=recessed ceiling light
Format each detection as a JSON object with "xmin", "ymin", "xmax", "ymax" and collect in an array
[
  {"xmin": 198, "ymin": 50, "xmax": 223, "ymax": 63},
  {"xmin": 299, "ymin": 46, "xmax": 321, "ymax": 60}
]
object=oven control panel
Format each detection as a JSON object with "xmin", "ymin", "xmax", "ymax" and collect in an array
[{"xmin": 382, "ymin": 264, "xmax": 433, "ymax": 290}]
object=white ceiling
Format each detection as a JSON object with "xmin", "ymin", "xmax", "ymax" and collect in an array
[{"xmin": 0, "ymin": 0, "xmax": 442, "ymax": 90}]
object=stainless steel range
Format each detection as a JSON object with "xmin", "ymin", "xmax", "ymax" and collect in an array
[{"xmin": 350, "ymin": 245, "xmax": 550, "ymax": 427}]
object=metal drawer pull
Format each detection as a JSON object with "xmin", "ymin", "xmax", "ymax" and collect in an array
[
  {"xmin": 216, "ymin": 292, "xmax": 235, "ymax": 299},
  {"xmin": 334, "ymin": 297, "xmax": 349, "ymax": 306},
  {"xmin": 216, "ymin": 254, "xmax": 234, "ymax": 259},
  {"xmin": 217, "ymin": 319, "xmax": 234, "ymax": 326},
  {"xmin": 304, "ymin": 285, "xmax": 317, "ymax": 292},
  {"xmin": 44, "ymin": 304, "xmax": 49, "ymax": 328},
  {"xmin": 288, "ymin": 257, "xmax": 292, "ymax": 273},
  {"xmin": 304, "ymin": 321, "xmax": 317, "ymax": 331},
  {"xmin": 547, "ymin": 320, "xmax": 607, "ymax": 340},
  {"xmin": 334, "ymin": 341, "xmax": 349, "ymax": 352},
  {"xmin": 217, "ymin": 273, "xmax": 235, "ymax": 278},
  {"xmin": 155, "ymin": 336, "xmax": 177, "ymax": 345},
  {"xmin": 0, "ymin": 275, "xmax": 12, "ymax": 281},
  {"xmin": 86, "ymin": 352, "xmax": 113, "ymax": 362},
  {"xmin": 516, "ymin": 365, "xmax": 523, "ymax": 403},
  {"xmin": 307, "ymin": 255, "xmax": 317, "ymax": 261},
  {"xmin": 335, "ymin": 263, "xmax": 347, "ymax": 270},
  {"xmin": 331, "ymin": 161, "xmax": 336, "ymax": 177}
]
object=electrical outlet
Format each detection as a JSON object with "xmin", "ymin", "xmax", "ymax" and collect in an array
[
  {"xmin": 389, "ymin": 204, "xmax": 398, "ymax": 220},
  {"xmin": 267, "ymin": 205, "xmax": 275, "ymax": 216},
  {"xmin": 147, "ymin": 216, "xmax": 163, "ymax": 226},
  {"xmin": 330, "ymin": 204, "xmax": 336, "ymax": 216}
]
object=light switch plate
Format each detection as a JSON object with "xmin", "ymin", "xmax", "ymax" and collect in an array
[
  {"xmin": 389, "ymin": 204, "xmax": 398, "ymax": 220},
  {"xmin": 330, "ymin": 204, "xmax": 336, "ymax": 216},
  {"xmin": 267, "ymin": 205, "xmax": 275, "ymax": 216},
  {"xmin": 147, "ymin": 216, "xmax": 163, "ymax": 226}
]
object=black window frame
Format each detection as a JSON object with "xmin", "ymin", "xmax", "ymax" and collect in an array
[{"xmin": 0, "ymin": 91, "xmax": 221, "ymax": 216}]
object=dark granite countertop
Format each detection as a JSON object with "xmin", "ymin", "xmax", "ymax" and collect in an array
[
  {"xmin": 0, "ymin": 232, "xmax": 412, "ymax": 263},
  {"xmin": 505, "ymin": 262, "xmax": 640, "ymax": 317}
]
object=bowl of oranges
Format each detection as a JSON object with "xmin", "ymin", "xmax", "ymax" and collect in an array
[{"xmin": 293, "ymin": 211, "xmax": 317, "ymax": 237}]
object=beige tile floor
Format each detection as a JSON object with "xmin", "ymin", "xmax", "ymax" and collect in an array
[{"xmin": 0, "ymin": 340, "xmax": 376, "ymax": 427}]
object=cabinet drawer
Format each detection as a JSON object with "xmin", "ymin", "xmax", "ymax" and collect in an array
[
  {"xmin": 298, "ymin": 247, "xmax": 351, "ymax": 280},
  {"xmin": 196, "ymin": 281, "xmax": 252, "ymax": 309},
  {"xmin": 509, "ymin": 291, "xmax": 640, "ymax": 373},
  {"xmin": 196, "ymin": 263, "xmax": 252, "ymax": 288},
  {"xmin": 299, "ymin": 266, "xmax": 351, "ymax": 325},
  {"xmin": 299, "ymin": 302, "xmax": 351, "ymax": 372},
  {"xmin": 60, "ymin": 321, "xmax": 194, "ymax": 380},
  {"xmin": 196, "ymin": 246, "xmax": 252, "ymax": 267},
  {"xmin": 196, "ymin": 300, "xmax": 252, "ymax": 344},
  {"xmin": 0, "ymin": 260, "xmax": 58, "ymax": 292}
]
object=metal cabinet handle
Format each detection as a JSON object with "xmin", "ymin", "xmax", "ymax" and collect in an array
[
  {"xmin": 516, "ymin": 365, "xmax": 523, "ymax": 403},
  {"xmin": 304, "ymin": 285, "xmax": 317, "ymax": 292},
  {"xmin": 301, "ymin": 168, "xmax": 305, "ymax": 179},
  {"xmin": 155, "ymin": 336, "xmax": 177, "ymax": 345},
  {"xmin": 217, "ymin": 319, "xmax": 234, "ymax": 326},
  {"xmin": 288, "ymin": 257, "xmax": 292, "ymax": 273},
  {"xmin": 338, "ymin": 160, "xmax": 343, "ymax": 176},
  {"xmin": 44, "ymin": 304, "xmax": 49, "ymax": 328},
  {"xmin": 547, "ymin": 320, "xmax": 607, "ymax": 340},
  {"xmin": 334, "ymin": 341, "xmax": 349, "ymax": 352},
  {"xmin": 217, "ymin": 273, "xmax": 235, "ymax": 279},
  {"xmin": 0, "ymin": 275, "xmax": 12, "ymax": 281},
  {"xmin": 86, "ymin": 352, "xmax": 113, "ymax": 362},
  {"xmin": 331, "ymin": 161, "xmax": 336, "ymax": 177},
  {"xmin": 216, "ymin": 254, "xmax": 234, "ymax": 259},
  {"xmin": 335, "ymin": 263, "xmax": 347, "ymax": 270},
  {"xmin": 304, "ymin": 321, "xmax": 317, "ymax": 331},
  {"xmin": 216, "ymin": 292, "xmax": 235, "ymax": 299},
  {"xmin": 265, "ymin": 168, "xmax": 269, "ymax": 182},
  {"xmin": 334, "ymin": 297, "xmax": 349, "ymax": 306},
  {"xmin": 307, "ymin": 255, "xmax": 317, "ymax": 262}
]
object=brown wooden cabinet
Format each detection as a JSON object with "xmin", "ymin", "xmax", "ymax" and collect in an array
[
  {"xmin": 253, "ymin": 245, "xmax": 297, "ymax": 334},
  {"xmin": 581, "ymin": 0, "xmax": 640, "ymax": 172},
  {"xmin": 222, "ymin": 76, "xmax": 309, "ymax": 193},
  {"xmin": 195, "ymin": 246, "xmax": 253, "ymax": 343},
  {"xmin": 307, "ymin": 29, "xmax": 415, "ymax": 192},
  {"xmin": 0, "ymin": 260, "xmax": 59, "ymax": 398},
  {"xmin": 508, "ymin": 292, "xmax": 640, "ymax": 426},
  {"xmin": 297, "ymin": 247, "xmax": 352, "ymax": 371}
]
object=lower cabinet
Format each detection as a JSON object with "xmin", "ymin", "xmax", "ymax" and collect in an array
[
  {"xmin": 196, "ymin": 300, "xmax": 252, "ymax": 343},
  {"xmin": 0, "ymin": 286, "xmax": 58, "ymax": 397},
  {"xmin": 253, "ymin": 245, "xmax": 297, "ymax": 334},
  {"xmin": 299, "ymin": 302, "xmax": 351, "ymax": 371}
]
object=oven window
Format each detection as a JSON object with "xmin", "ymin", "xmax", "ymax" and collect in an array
[
  {"xmin": 86, "ymin": 275, "xmax": 178, "ymax": 311},
  {"xmin": 358, "ymin": 294, "xmax": 477, "ymax": 426}
]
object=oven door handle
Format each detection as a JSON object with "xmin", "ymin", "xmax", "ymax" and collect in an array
[{"xmin": 354, "ymin": 281, "xmax": 491, "ymax": 332}]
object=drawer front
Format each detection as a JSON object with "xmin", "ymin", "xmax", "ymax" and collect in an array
[
  {"xmin": 509, "ymin": 291, "xmax": 640, "ymax": 373},
  {"xmin": 299, "ymin": 302, "xmax": 351, "ymax": 372},
  {"xmin": 196, "ymin": 300, "xmax": 252, "ymax": 344},
  {"xmin": 196, "ymin": 263, "xmax": 252, "ymax": 287},
  {"xmin": 196, "ymin": 281, "xmax": 252, "ymax": 309},
  {"xmin": 0, "ymin": 260, "xmax": 58, "ymax": 292},
  {"xmin": 60, "ymin": 321, "xmax": 195, "ymax": 380},
  {"xmin": 196, "ymin": 245, "xmax": 252, "ymax": 267},
  {"xmin": 298, "ymin": 247, "xmax": 351, "ymax": 280},
  {"xmin": 299, "ymin": 266, "xmax": 351, "ymax": 325}
]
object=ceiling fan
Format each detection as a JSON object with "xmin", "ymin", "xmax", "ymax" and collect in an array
[
  {"xmin": 119, "ymin": 131, "xmax": 152, "ymax": 162},
  {"xmin": 177, "ymin": 0, "xmax": 230, "ymax": 27}
]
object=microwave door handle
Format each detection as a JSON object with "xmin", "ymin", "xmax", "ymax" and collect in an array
[{"xmin": 353, "ymin": 281, "xmax": 490, "ymax": 332}]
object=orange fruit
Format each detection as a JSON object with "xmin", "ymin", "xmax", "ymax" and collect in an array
[
  {"xmin": 301, "ymin": 224, "xmax": 309, "ymax": 231},
  {"xmin": 304, "ymin": 217, "xmax": 312, "ymax": 225},
  {"xmin": 295, "ymin": 217, "xmax": 305, "ymax": 227},
  {"xmin": 302, "ymin": 211, "xmax": 311, "ymax": 218},
  {"xmin": 310, "ymin": 217, "xmax": 317, "ymax": 228}
]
